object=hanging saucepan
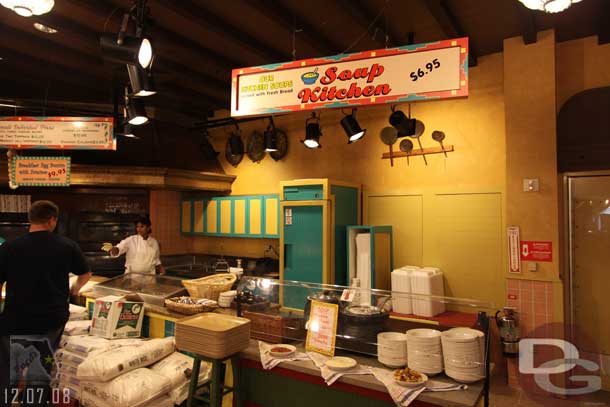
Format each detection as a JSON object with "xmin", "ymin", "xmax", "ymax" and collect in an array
[
  {"xmin": 409, "ymin": 120, "xmax": 427, "ymax": 165},
  {"xmin": 380, "ymin": 127, "xmax": 398, "ymax": 167},
  {"xmin": 432, "ymin": 130, "xmax": 447, "ymax": 157},
  {"xmin": 399, "ymin": 139, "xmax": 413, "ymax": 166},
  {"xmin": 246, "ymin": 130, "xmax": 266, "ymax": 163}
]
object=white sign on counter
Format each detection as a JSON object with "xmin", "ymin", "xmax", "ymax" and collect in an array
[
  {"xmin": 0, "ymin": 117, "xmax": 115, "ymax": 150},
  {"xmin": 305, "ymin": 300, "xmax": 339, "ymax": 356}
]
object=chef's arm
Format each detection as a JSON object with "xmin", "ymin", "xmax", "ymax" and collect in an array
[
  {"xmin": 70, "ymin": 272, "xmax": 92, "ymax": 296},
  {"xmin": 156, "ymin": 264, "xmax": 165, "ymax": 275},
  {"xmin": 109, "ymin": 246, "xmax": 119, "ymax": 257}
]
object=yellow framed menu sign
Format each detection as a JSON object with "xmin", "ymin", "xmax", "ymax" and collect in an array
[
  {"xmin": 305, "ymin": 300, "xmax": 339, "ymax": 356},
  {"xmin": 11, "ymin": 156, "xmax": 71, "ymax": 187}
]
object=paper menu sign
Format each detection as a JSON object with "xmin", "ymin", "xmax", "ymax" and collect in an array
[{"xmin": 305, "ymin": 300, "xmax": 339, "ymax": 356}]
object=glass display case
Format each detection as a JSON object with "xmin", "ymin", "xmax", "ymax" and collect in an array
[{"xmin": 236, "ymin": 276, "xmax": 494, "ymax": 389}]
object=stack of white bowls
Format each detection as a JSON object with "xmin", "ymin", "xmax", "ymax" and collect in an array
[
  {"xmin": 218, "ymin": 290, "xmax": 237, "ymax": 307},
  {"xmin": 377, "ymin": 332, "xmax": 408, "ymax": 368},
  {"xmin": 441, "ymin": 328, "xmax": 485, "ymax": 383},
  {"xmin": 405, "ymin": 328, "xmax": 444, "ymax": 375}
]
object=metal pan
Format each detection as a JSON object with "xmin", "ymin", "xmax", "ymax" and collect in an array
[{"xmin": 380, "ymin": 127, "xmax": 398, "ymax": 166}]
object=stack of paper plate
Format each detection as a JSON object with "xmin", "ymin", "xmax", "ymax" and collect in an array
[
  {"xmin": 176, "ymin": 313, "xmax": 250, "ymax": 359},
  {"xmin": 441, "ymin": 328, "xmax": 485, "ymax": 383},
  {"xmin": 405, "ymin": 328, "xmax": 443, "ymax": 375},
  {"xmin": 377, "ymin": 332, "xmax": 408, "ymax": 368}
]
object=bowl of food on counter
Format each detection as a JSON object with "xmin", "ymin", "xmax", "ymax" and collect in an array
[
  {"xmin": 268, "ymin": 344, "xmax": 296, "ymax": 358},
  {"xmin": 393, "ymin": 368, "xmax": 427, "ymax": 387}
]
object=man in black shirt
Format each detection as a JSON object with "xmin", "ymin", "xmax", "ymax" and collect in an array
[{"xmin": 0, "ymin": 200, "xmax": 91, "ymax": 406}]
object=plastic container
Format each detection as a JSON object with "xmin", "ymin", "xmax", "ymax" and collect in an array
[
  {"xmin": 391, "ymin": 266, "xmax": 419, "ymax": 314},
  {"xmin": 410, "ymin": 267, "xmax": 445, "ymax": 317}
]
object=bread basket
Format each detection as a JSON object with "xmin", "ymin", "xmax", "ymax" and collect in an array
[{"xmin": 181, "ymin": 273, "xmax": 237, "ymax": 300}]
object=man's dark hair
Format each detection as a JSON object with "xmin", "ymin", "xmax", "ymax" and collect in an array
[
  {"xmin": 28, "ymin": 200, "xmax": 59, "ymax": 224},
  {"xmin": 135, "ymin": 214, "xmax": 152, "ymax": 227}
]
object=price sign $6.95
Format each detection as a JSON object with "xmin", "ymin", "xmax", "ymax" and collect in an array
[{"xmin": 410, "ymin": 58, "xmax": 440, "ymax": 82}]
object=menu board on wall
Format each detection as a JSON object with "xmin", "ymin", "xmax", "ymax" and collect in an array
[
  {"xmin": 11, "ymin": 156, "xmax": 71, "ymax": 187},
  {"xmin": 231, "ymin": 37, "xmax": 468, "ymax": 117},
  {"xmin": 305, "ymin": 300, "xmax": 339, "ymax": 356},
  {"xmin": 0, "ymin": 117, "xmax": 115, "ymax": 150}
]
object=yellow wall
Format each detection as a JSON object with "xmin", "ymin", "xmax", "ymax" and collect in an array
[{"xmin": 197, "ymin": 52, "xmax": 507, "ymax": 309}]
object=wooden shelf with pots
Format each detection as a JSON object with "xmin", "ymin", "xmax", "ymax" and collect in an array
[{"xmin": 381, "ymin": 145, "xmax": 454, "ymax": 160}]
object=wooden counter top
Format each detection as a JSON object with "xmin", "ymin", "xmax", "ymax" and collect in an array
[{"xmin": 239, "ymin": 340, "xmax": 488, "ymax": 407}]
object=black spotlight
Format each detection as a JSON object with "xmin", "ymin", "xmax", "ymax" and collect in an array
[
  {"xmin": 389, "ymin": 108, "xmax": 416, "ymax": 137},
  {"xmin": 127, "ymin": 64, "xmax": 156, "ymax": 97},
  {"xmin": 341, "ymin": 109, "xmax": 366, "ymax": 143},
  {"xmin": 121, "ymin": 123, "xmax": 138, "ymax": 138},
  {"xmin": 303, "ymin": 112, "xmax": 321, "ymax": 148},
  {"xmin": 229, "ymin": 130, "xmax": 244, "ymax": 155},
  {"xmin": 101, "ymin": 33, "xmax": 154, "ymax": 69},
  {"xmin": 126, "ymin": 97, "xmax": 149, "ymax": 125},
  {"xmin": 264, "ymin": 118, "xmax": 278, "ymax": 152}
]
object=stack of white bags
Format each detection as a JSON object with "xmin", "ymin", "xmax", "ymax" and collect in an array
[{"xmin": 54, "ymin": 308, "xmax": 210, "ymax": 406}]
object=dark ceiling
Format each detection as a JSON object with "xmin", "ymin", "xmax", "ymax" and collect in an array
[{"xmin": 0, "ymin": 0, "xmax": 608, "ymax": 124}]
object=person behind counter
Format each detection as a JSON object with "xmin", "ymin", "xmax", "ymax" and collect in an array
[
  {"xmin": 101, "ymin": 214, "xmax": 165, "ymax": 275},
  {"xmin": 0, "ymin": 200, "xmax": 91, "ymax": 405}
]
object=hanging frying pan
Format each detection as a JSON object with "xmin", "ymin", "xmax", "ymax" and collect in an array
[
  {"xmin": 432, "ymin": 130, "xmax": 447, "ymax": 157},
  {"xmin": 399, "ymin": 139, "xmax": 413, "ymax": 166},
  {"xmin": 380, "ymin": 126, "xmax": 398, "ymax": 167},
  {"xmin": 247, "ymin": 130, "xmax": 266, "ymax": 163},
  {"xmin": 225, "ymin": 132, "xmax": 244, "ymax": 167},
  {"xmin": 409, "ymin": 120, "xmax": 427, "ymax": 165},
  {"xmin": 269, "ymin": 129, "xmax": 288, "ymax": 161}
]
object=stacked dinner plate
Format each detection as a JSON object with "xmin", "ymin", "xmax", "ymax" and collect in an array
[
  {"xmin": 441, "ymin": 328, "xmax": 485, "ymax": 383},
  {"xmin": 176, "ymin": 313, "xmax": 251, "ymax": 359},
  {"xmin": 377, "ymin": 332, "xmax": 408, "ymax": 368},
  {"xmin": 405, "ymin": 328, "xmax": 443, "ymax": 375}
]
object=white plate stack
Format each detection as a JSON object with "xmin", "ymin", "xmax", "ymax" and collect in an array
[
  {"xmin": 441, "ymin": 328, "xmax": 485, "ymax": 383},
  {"xmin": 377, "ymin": 332, "xmax": 408, "ymax": 368},
  {"xmin": 405, "ymin": 328, "xmax": 443, "ymax": 375}
]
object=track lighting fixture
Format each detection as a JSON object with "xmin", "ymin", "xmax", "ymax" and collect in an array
[
  {"xmin": 264, "ymin": 117, "xmax": 278, "ymax": 152},
  {"xmin": 100, "ymin": 2, "xmax": 154, "ymax": 69},
  {"xmin": 121, "ymin": 123, "xmax": 138, "ymax": 138},
  {"xmin": 127, "ymin": 64, "xmax": 156, "ymax": 97},
  {"xmin": 124, "ymin": 86, "xmax": 148, "ymax": 125},
  {"xmin": 303, "ymin": 112, "xmax": 321, "ymax": 148},
  {"xmin": 389, "ymin": 106, "xmax": 416, "ymax": 137},
  {"xmin": 341, "ymin": 109, "xmax": 366, "ymax": 143}
]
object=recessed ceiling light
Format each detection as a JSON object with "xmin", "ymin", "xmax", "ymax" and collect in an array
[{"xmin": 33, "ymin": 22, "xmax": 58, "ymax": 34}]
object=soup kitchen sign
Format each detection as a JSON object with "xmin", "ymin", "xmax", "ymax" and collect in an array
[
  {"xmin": 0, "ymin": 117, "xmax": 115, "ymax": 150},
  {"xmin": 231, "ymin": 38, "xmax": 468, "ymax": 117}
]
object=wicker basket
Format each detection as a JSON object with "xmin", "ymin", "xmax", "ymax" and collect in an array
[
  {"xmin": 181, "ymin": 273, "xmax": 237, "ymax": 301},
  {"xmin": 165, "ymin": 297, "xmax": 218, "ymax": 315}
]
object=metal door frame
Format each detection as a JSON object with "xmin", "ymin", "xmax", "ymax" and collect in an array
[{"xmin": 562, "ymin": 170, "xmax": 610, "ymax": 338}]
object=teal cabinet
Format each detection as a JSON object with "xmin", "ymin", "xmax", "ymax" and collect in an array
[
  {"xmin": 180, "ymin": 194, "xmax": 280, "ymax": 238},
  {"xmin": 280, "ymin": 179, "xmax": 360, "ymax": 309}
]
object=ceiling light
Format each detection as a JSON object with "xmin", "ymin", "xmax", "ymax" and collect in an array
[
  {"xmin": 1, "ymin": 0, "xmax": 54, "ymax": 17},
  {"xmin": 100, "ymin": 33, "xmax": 154, "ymax": 69},
  {"xmin": 518, "ymin": 0, "xmax": 582, "ymax": 13},
  {"xmin": 33, "ymin": 22, "xmax": 57, "ymax": 33},
  {"xmin": 341, "ymin": 109, "xmax": 366, "ymax": 143},
  {"xmin": 121, "ymin": 123, "xmax": 138, "ymax": 138},
  {"xmin": 126, "ymin": 98, "xmax": 148, "ymax": 125},
  {"xmin": 389, "ymin": 108, "xmax": 416, "ymax": 137},
  {"xmin": 127, "ymin": 64, "xmax": 156, "ymax": 97},
  {"xmin": 303, "ymin": 112, "xmax": 321, "ymax": 149}
]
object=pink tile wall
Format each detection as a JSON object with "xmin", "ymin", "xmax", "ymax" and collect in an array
[
  {"xmin": 506, "ymin": 278, "xmax": 554, "ymax": 336},
  {"xmin": 149, "ymin": 190, "xmax": 193, "ymax": 255}
]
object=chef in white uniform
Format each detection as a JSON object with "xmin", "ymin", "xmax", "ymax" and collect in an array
[{"xmin": 102, "ymin": 215, "xmax": 165, "ymax": 275}]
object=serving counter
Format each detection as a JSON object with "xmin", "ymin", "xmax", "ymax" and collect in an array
[{"xmin": 238, "ymin": 340, "xmax": 487, "ymax": 407}]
